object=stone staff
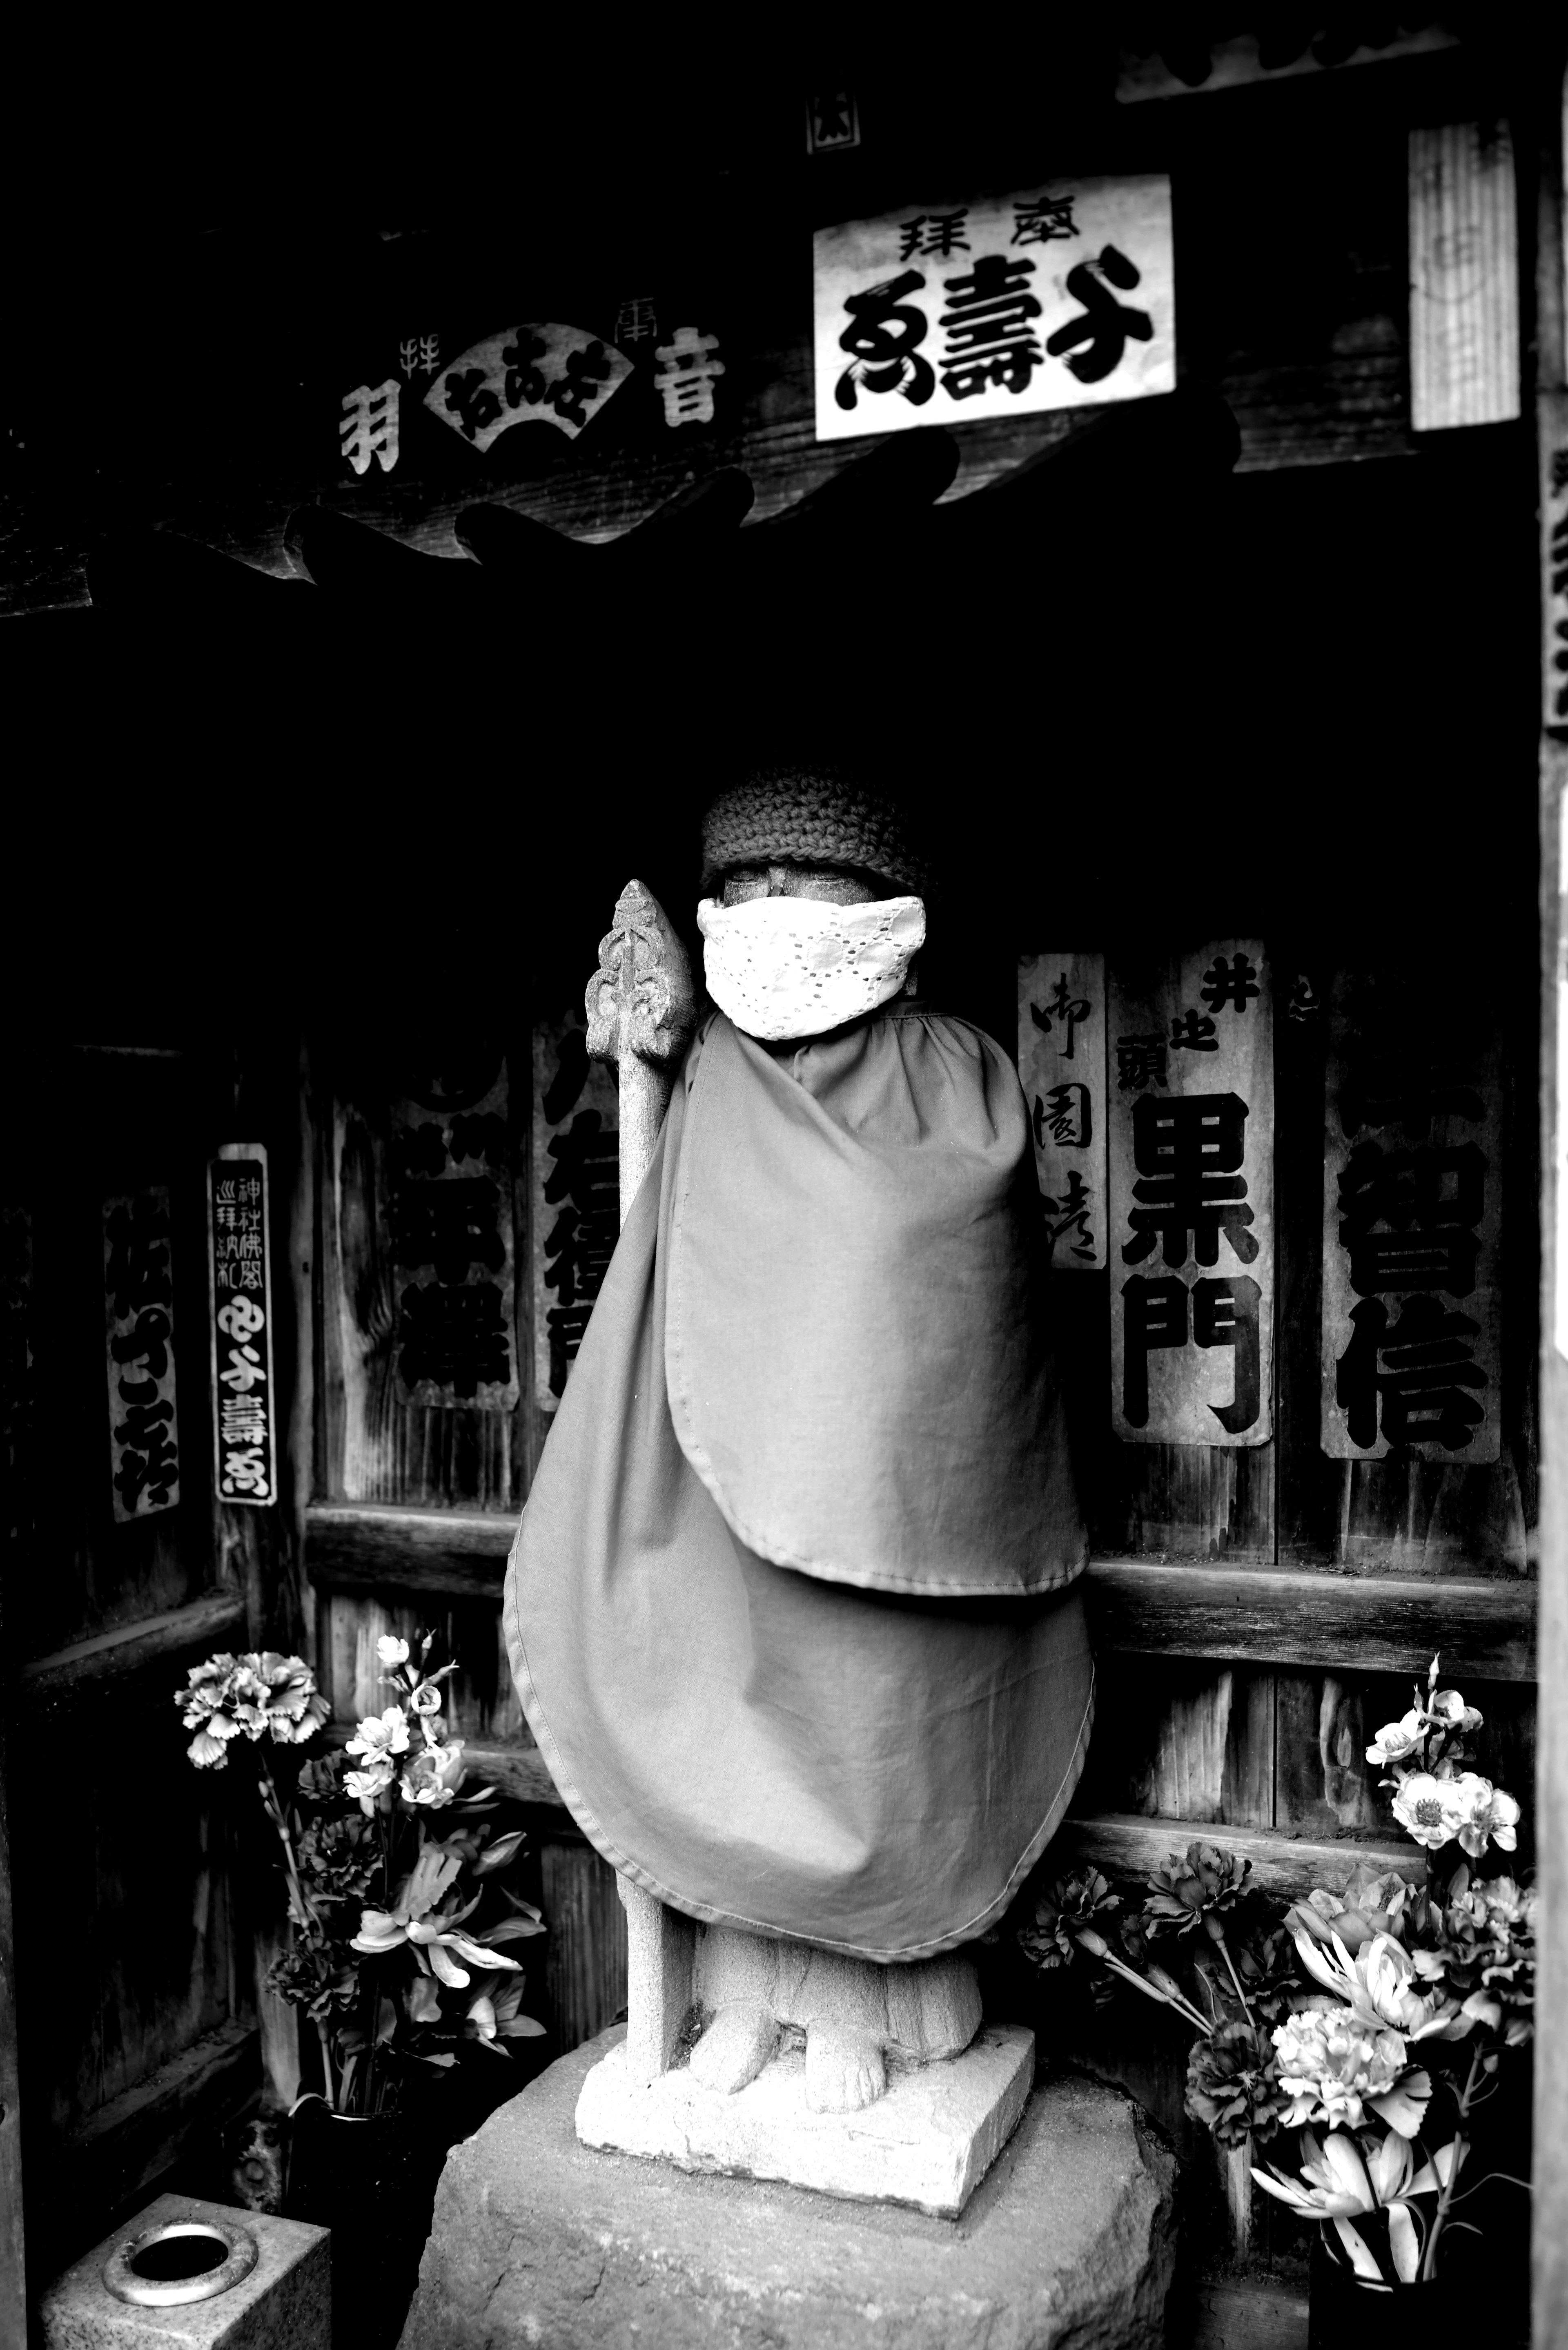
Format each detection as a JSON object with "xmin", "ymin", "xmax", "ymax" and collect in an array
[{"xmin": 584, "ymin": 877, "xmax": 702, "ymax": 2086}]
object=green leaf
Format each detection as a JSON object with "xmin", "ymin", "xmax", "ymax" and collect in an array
[{"xmin": 481, "ymin": 1916, "xmax": 547, "ymax": 1945}]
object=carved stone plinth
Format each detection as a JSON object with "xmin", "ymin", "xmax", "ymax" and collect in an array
[
  {"xmin": 577, "ymin": 2022, "xmax": 1033, "ymax": 2218},
  {"xmin": 400, "ymin": 2030, "xmax": 1178, "ymax": 2350}
]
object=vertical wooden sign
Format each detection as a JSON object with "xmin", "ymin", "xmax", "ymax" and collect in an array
[
  {"xmin": 104, "ymin": 1188, "xmax": 180, "ymax": 1520},
  {"xmin": 1408, "ymin": 123, "xmax": 1521, "ymax": 434},
  {"xmin": 389, "ymin": 1057, "xmax": 519, "ymax": 1408},
  {"xmin": 1108, "ymin": 943, "xmax": 1274, "ymax": 1445},
  {"xmin": 1017, "ymin": 952, "xmax": 1107, "ymax": 1269},
  {"xmin": 207, "ymin": 1148, "xmax": 278, "ymax": 1505},
  {"xmin": 1320, "ymin": 971, "xmax": 1502, "ymax": 1463},
  {"xmin": 532, "ymin": 1009, "xmax": 620, "ymax": 1410}
]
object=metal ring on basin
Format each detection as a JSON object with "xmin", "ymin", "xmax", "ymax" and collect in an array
[{"xmin": 102, "ymin": 2216, "xmax": 260, "ymax": 2308}]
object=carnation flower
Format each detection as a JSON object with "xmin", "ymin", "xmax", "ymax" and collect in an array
[
  {"xmin": 1270, "ymin": 2007, "xmax": 1428, "ymax": 2134},
  {"xmin": 1185, "ymin": 2021, "xmax": 1290, "ymax": 2148},
  {"xmin": 177, "ymin": 1651, "xmax": 327, "ymax": 1766},
  {"xmin": 1144, "ymin": 1842, "xmax": 1251, "ymax": 1936},
  {"xmin": 1391, "ymin": 1772, "xmax": 1467, "ymax": 1851}
]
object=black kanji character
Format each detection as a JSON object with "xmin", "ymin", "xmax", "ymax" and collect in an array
[
  {"xmin": 105, "ymin": 1198, "xmax": 173, "ymax": 1318},
  {"xmin": 1012, "ymin": 196, "xmax": 1079, "ymax": 247},
  {"xmin": 501, "ymin": 330, "xmax": 550, "ymax": 410},
  {"xmin": 1041, "ymin": 1168, "xmax": 1096, "ymax": 1264},
  {"xmin": 1200, "ymin": 951, "xmax": 1261, "ymax": 1013},
  {"xmin": 396, "ymin": 1281, "xmax": 512, "ymax": 1398},
  {"xmin": 549, "ymin": 341, "xmax": 615, "ymax": 428},
  {"xmin": 1123, "ymin": 1092, "xmax": 1257, "ymax": 1269},
  {"xmin": 391, "ymin": 1177, "xmax": 506, "ymax": 1286},
  {"xmin": 1034, "ymin": 1082, "xmax": 1092, "ymax": 1149},
  {"xmin": 114, "ymin": 1409, "xmax": 179, "ymax": 1511},
  {"xmin": 1337, "ymin": 1076, "xmax": 1485, "ymax": 1138},
  {"xmin": 1045, "ymin": 246, "xmax": 1154, "ymax": 385},
  {"xmin": 541, "ymin": 1110, "xmax": 620, "ymax": 1385},
  {"xmin": 1116, "ymin": 1034, "xmax": 1169, "ymax": 1092},
  {"xmin": 938, "ymin": 254, "xmax": 1044, "ymax": 400},
  {"xmin": 1335, "ymin": 1294, "xmax": 1486, "ymax": 1451},
  {"xmin": 390, "ymin": 1122, "xmax": 450, "ymax": 1182},
  {"xmin": 900, "ymin": 212, "xmax": 969, "ymax": 261},
  {"xmin": 1122, "ymin": 1273, "xmax": 1188, "ymax": 1426},
  {"xmin": 835, "ymin": 272, "xmax": 936, "ymax": 411},
  {"xmin": 1193, "ymin": 1274, "xmax": 1262, "ymax": 1434},
  {"xmin": 1170, "ymin": 1010, "xmax": 1218, "ymax": 1052},
  {"xmin": 1030, "ymin": 972, "xmax": 1091, "ymax": 1058},
  {"xmin": 448, "ymin": 1111, "xmax": 509, "ymax": 1166},
  {"xmin": 109, "ymin": 1306, "xmax": 172, "ymax": 1382},
  {"xmin": 442, "ymin": 368, "xmax": 504, "ymax": 441},
  {"xmin": 1337, "ymin": 1139, "xmax": 1487, "ymax": 1298}
]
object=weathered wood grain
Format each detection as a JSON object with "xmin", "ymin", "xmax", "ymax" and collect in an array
[
  {"xmin": 539, "ymin": 1844, "xmax": 628, "ymax": 2053},
  {"xmin": 303, "ymin": 1508, "xmax": 1539, "ymax": 1680},
  {"xmin": 19, "ymin": 1591, "xmax": 248, "ymax": 1707},
  {"xmin": 1056, "ymin": 1811, "xmax": 1413, "ymax": 1899},
  {"xmin": 52, "ymin": 2020, "xmax": 260, "ymax": 2243}
]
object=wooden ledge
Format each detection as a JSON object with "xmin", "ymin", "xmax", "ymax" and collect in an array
[
  {"xmin": 20, "ymin": 1592, "xmax": 248, "ymax": 1707},
  {"xmin": 1056, "ymin": 1811, "xmax": 1414, "ymax": 1900},
  {"xmin": 305, "ymin": 1505, "xmax": 1537, "ymax": 1681}
]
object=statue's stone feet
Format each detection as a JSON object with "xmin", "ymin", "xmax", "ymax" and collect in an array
[
  {"xmin": 805, "ymin": 2022, "xmax": 886, "ymax": 2114},
  {"xmin": 689, "ymin": 2001, "xmax": 776, "ymax": 2095}
]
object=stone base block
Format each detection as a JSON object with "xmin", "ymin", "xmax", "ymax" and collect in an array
[
  {"xmin": 400, "ymin": 2028, "xmax": 1177, "ymax": 2350},
  {"xmin": 577, "ymin": 2022, "xmax": 1033, "ymax": 2218},
  {"xmin": 39, "ymin": 2194, "xmax": 330, "ymax": 2349}
]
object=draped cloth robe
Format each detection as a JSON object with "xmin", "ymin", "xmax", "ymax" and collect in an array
[{"xmin": 506, "ymin": 1006, "xmax": 1094, "ymax": 1962}]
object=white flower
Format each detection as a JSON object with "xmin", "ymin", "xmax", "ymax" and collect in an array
[
  {"xmin": 1270, "ymin": 2007, "xmax": 1423, "ymax": 2133},
  {"xmin": 1366, "ymin": 1710, "xmax": 1425, "ymax": 1767},
  {"xmin": 344, "ymin": 1761, "xmax": 394, "ymax": 1814},
  {"xmin": 1449, "ymin": 1774, "xmax": 1520, "ymax": 1858},
  {"xmin": 1391, "ymin": 1771, "xmax": 1466, "ymax": 1851},
  {"xmin": 410, "ymin": 1681, "xmax": 444, "ymax": 1717},
  {"xmin": 400, "ymin": 1740, "xmax": 467, "ymax": 1810},
  {"xmin": 1427, "ymin": 1688, "xmax": 1483, "ymax": 1732},
  {"xmin": 345, "ymin": 1706, "xmax": 411, "ymax": 1763},
  {"xmin": 376, "ymin": 1635, "xmax": 410, "ymax": 1668}
]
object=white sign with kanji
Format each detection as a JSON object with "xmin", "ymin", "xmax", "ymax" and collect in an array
[
  {"xmin": 1320, "ymin": 972, "xmax": 1502, "ymax": 1463},
  {"xmin": 1018, "ymin": 952, "xmax": 1107, "ymax": 1272},
  {"xmin": 813, "ymin": 176, "xmax": 1174, "ymax": 443},
  {"xmin": 1108, "ymin": 944, "xmax": 1274, "ymax": 1447}
]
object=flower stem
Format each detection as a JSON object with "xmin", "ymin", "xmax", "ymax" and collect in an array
[
  {"xmin": 1420, "ymin": 2043, "xmax": 1485, "ymax": 2281},
  {"xmin": 1213, "ymin": 1929, "xmax": 1255, "ymax": 2026}
]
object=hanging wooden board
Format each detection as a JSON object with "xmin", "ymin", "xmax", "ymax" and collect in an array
[
  {"xmin": 1320, "ymin": 970, "xmax": 1503, "ymax": 1464},
  {"xmin": 207, "ymin": 1147, "xmax": 278, "ymax": 1506},
  {"xmin": 531, "ymin": 1009, "xmax": 619, "ymax": 1411},
  {"xmin": 389, "ymin": 1057, "xmax": 519, "ymax": 1409},
  {"xmin": 1408, "ymin": 123, "xmax": 1520, "ymax": 434},
  {"xmin": 812, "ymin": 176, "xmax": 1174, "ymax": 443},
  {"xmin": 103, "ymin": 1188, "xmax": 180, "ymax": 1521},
  {"xmin": 1108, "ymin": 944, "xmax": 1275, "ymax": 1446},
  {"xmin": 1017, "ymin": 952, "xmax": 1107, "ymax": 1270}
]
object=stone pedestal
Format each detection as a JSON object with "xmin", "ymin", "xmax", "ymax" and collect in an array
[
  {"xmin": 40, "ymin": 2195, "xmax": 330, "ymax": 2350},
  {"xmin": 400, "ymin": 2029, "xmax": 1178, "ymax": 2350},
  {"xmin": 579, "ymin": 2021, "xmax": 1033, "ymax": 2217}
]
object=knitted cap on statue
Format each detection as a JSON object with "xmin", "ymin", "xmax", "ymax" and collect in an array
[
  {"xmin": 505, "ymin": 765, "xmax": 1093, "ymax": 1961},
  {"xmin": 698, "ymin": 766, "xmax": 933, "ymax": 899}
]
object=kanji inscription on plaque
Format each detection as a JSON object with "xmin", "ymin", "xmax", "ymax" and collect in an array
[
  {"xmin": 1018, "ymin": 951, "xmax": 1107, "ymax": 1271},
  {"xmin": 1109, "ymin": 944, "xmax": 1274, "ymax": 1446}
]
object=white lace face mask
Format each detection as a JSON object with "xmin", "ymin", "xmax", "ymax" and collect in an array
[{"xmin": 697, "ymin": 894, "xmax": 927, "ymax": 1042}]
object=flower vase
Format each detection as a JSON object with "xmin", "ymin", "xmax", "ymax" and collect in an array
[
  {"xmin": 287, "ymin": 2103, "xmax": 441, "ymax": 2350},
  {"xmin": 1306, "ymin": 2232, "xmax": 1462, "ymax": 2341}
]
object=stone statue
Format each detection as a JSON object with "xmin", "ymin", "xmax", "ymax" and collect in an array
[{"xmin": 504, "ymin": 766, "xmax": 1094, "ymax": 2209}]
